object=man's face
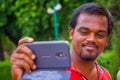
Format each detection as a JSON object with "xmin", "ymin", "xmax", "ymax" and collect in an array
[{"xmin": 69, "ymin": 13, "xmax": 109, "ymax": 61}]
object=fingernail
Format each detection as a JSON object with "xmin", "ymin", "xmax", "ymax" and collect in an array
[
  {"xmin": 33, "ymin": 65, "xmax": 36, "ymax": 69},
  {"xmin": 32, "ymin": 55, "xmax": 35, "ymax": 59},
  {"xmin": 29, "ymin": 38, "xmax": 33, "ymax": 41}
]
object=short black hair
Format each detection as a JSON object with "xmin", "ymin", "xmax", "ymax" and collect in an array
[{"xmin": 70, "ymin": 2, "xmax": 114, "ymax": 35}]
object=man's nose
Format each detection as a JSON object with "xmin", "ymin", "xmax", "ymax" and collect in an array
[{"xmin": 86, "ymin": 33, "xmax": 97, "ymax": 42}]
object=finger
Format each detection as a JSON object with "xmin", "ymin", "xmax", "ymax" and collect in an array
[
  {"xmin": 18, "ymin": 37, "xmax": 34, "ymax": 46},
  {"xmin": 16, "ymin": 60, "xmax": 31, "ymax": 73},
  {"xmin": 16, "ymin": 45, "xmax": 36, "ymax": 60},
  {"xmin": 13, "ymin": 53, "xmax": 36, "ymax": 70},
  {"xmin": 11, "ymin": 56, "xmax": 31, "ymax": 72},
  {"xmin": 11, "ymin": 53, "xmax": 35, "ymax": 74}
]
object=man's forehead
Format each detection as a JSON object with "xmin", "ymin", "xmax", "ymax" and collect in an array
[
  {"xmin": 76, "ymin": 13, "xmax": 108, "ymax": 28},
  {"xmin": 77, "ymin": 12, "xmax": 108, "ymax": 21}
]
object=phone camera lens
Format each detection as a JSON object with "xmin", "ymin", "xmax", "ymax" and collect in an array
[{"xmin": 56, "ymin": 52, "xmax": 65, "ymax": 57}]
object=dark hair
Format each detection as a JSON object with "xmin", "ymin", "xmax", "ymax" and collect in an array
[{"xmin": 70, "ymin": 2, "xmax": 114, "ymax": 35}]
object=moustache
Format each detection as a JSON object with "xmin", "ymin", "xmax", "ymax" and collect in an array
[{"xmin": 82, "ymin": 42, "xmax": 99, "ymax": 49}]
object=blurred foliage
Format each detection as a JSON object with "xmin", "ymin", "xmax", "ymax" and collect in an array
[
  {"xmin": 0, "ymin": 0, "xmax": 120, "ymax": 80},
  {"xmin": 0, "ymin": 0, "xmax": 94, "ymax": 44},
  {"xmin": 0, "ymin": 55, "xmax": 12, "ymax": 80}
]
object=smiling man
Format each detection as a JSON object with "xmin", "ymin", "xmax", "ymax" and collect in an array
[{"xmin": 10, "ymin": 2, "xmax": 114, "ymax": 80}]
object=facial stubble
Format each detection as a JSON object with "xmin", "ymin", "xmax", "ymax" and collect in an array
[{"xmin": 79, "ymin": 47, "xmax": 99, "ymax": 61}]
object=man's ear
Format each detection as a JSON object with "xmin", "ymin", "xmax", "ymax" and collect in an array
[{"xmin": 68, "ymin": 27, "xmax": 74, "ymax": 40}]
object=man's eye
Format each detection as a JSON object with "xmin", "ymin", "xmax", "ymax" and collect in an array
[
  {"xmin": 80, "ymin": 31, "xmax": 89, "ymax": 35},
  {"xmin": 96, "ymin": 34, "xmax": 105, "ymax": 38}
]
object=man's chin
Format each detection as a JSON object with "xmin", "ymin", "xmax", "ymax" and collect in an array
[
  {"xmin": 79, "ymin": 48, "xmax": 98, "ymax": 61},
  {"xmin": 82, "ymin": 57, "xmax": 96, "ymax": 61}
]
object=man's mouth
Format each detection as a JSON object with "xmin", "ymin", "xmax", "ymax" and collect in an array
[
  {"xmin": 82, "ymin": 42, "xmax": 98, "ymax": 50},
  {"xmin": 84, "ymin": 46, "xmax": 97, "ymax": 50}
]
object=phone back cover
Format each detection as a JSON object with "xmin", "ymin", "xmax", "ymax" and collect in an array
[{"xmin": 21, "ymin": 41, "xmax": 71, "ymax": 80}]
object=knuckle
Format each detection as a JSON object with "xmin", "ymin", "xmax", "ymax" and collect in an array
[
  {"xmin": 19, "ymin": 44, "xmax": 25, "ymax": 50},
  {"xmin": 19, "ymin": 53, "xmax": 26, "ymax": 58},
  {"xmin": 16, "ymin": 60, "xmax": 27, "ymax": 69},
  {"xmin": 18, "ymin": 39, "xmax": 22, "ymax": 45},
  {"xmin": 21, "ymin": 60, "xmax": 30, "ymax": 71},
  {"xmin": 18, "ymin": 38, "xmax": 25, "ymax": 45},
  {"xmin": 16, "ymin": 45, "xmax": 25, "ymax": 52},
  {"xmin": 10, "ymin": 54, "xmax": 16, "ymax": 63}
]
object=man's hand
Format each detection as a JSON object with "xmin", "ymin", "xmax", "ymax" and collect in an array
[{"xmin": 10, "ymin": 37, "xmax": 36, "ymax": 80}]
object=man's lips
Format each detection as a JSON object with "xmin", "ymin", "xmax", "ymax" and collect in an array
[
  {"xmin": 82, "ymin": 42, "xmax": 99, "ymax": 50},
  {"xmin": 84, "ymin": 45, "xmax": 97, "ymax": 50}
]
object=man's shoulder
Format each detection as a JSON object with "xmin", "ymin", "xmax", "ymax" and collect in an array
[{"xmin": 96, "ymin": 63, "xmax": 112, "ymax": 80}]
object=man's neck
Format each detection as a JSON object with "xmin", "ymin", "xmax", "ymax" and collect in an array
[{"xmin": 70, "ymin": 48, "xmax": 98, "ymax": 80}]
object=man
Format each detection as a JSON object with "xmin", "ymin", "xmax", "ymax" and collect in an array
[{"xmin": 10, "ymin": 2, "xmax": 114, "ymax": 80}]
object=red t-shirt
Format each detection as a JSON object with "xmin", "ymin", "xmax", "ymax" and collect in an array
[{"xmin": 66, "ymin": 63, "xmax": 111, "ymax": 80}]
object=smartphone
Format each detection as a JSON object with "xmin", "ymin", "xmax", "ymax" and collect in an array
[
  {"xmin": 24, "ymin": 40, "xmax": 71, "ymax": 69},
  {"xmin": 21, "ymin": 41, "xmax": 71, "ymax": 80}
]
